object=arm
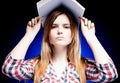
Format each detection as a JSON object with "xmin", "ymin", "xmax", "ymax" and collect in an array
[
  {"xmin": 80, "ymin": 17, "xmax": 113, "ymax": 64},
  {"xmin": 10, "ymin": 17, "xmax": 43, "ymax": 59},
  {"xmin": 1, "ymin": 55, "xmax": 37, "ymax": 80},
  {"xmin": 80, "ymin": 17, "xmax": 118, "ymax": 82},
  {"xmin": 1, "ymin": 17, "xmax": 43, "ymax": 80},
  {"xmin": 85, "ymin": 58, "xmax": 118, "ymax": 82}
]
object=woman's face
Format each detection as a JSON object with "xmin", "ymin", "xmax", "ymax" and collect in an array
[{"xmin": 49, "ymin": 14, "xmax": 72, "ymax": 46}]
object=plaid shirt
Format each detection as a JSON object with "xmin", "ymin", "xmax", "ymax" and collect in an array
[{"xmin": 2, "ymin": 55, "xmax": 118, "ymax": 83}]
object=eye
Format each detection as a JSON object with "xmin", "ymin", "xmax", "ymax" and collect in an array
[
  {"xmin": 65, "ymin": 26, "xmax": 70, "ymax": 28},
  {"xmin": 64, "ymin": 25, "xmax": 70, "ymax": 29},
  {"xmin": 52, "ymin": 24, "xmax": 57, "ymax": 28}
]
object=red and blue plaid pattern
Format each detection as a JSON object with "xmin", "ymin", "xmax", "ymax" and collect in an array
[{"xmin": 2, "ymin": 55, "xmax": 118, "ymax": 83}]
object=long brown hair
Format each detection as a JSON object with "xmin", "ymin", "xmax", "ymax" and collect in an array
[{"xmin": 34, "ymin": 6, "xmax": 86, "ymax": 83}]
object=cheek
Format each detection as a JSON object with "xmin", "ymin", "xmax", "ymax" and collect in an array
[
  {"xmin": 67, "ymin": 30, "xmax": 72, "ymax": 38},
  {"xmin": 65, "ymin": 31, "xmax": 72, "ymax": 42},
  {"xmin": 49, "ymin": 32, "xmax": 55, "ymax": 44}
]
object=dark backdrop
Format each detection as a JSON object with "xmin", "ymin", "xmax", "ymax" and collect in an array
[{"xmin": 0, "ymin": 0, "xmax": 119, "ymax": 83}]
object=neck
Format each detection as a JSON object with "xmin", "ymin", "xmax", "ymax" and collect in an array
[{"xmin": 52, "ymin": 46, "xmax": 68, "ymax": 63}]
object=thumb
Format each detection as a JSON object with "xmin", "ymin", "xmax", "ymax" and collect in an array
[{"xmin": 37, "ymin": 16, "xmax": 44, "ymax": 24}]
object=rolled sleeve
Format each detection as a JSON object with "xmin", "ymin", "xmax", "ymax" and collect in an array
[
  {"xmin": 1, "ymin": 55, "xmax": 35, "ymax": 80},
  {"xmin": 86, "ymin": 58, "xmax": 118, "ymax": 83}
]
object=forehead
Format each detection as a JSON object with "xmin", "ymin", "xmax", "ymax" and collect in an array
[{"xmin": 53, "ymin": 14, "xmax": 70, "ymax": 24}]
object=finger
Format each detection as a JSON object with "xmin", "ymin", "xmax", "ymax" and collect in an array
[
  {"xmin": 34, "ymin": 17, "xmax": 37, "ymax": 25},
  {"xmin": 79, "ymin": 17, "xmax": 85, "ymax": 26},
  {"xmin": 31, "ymin": 18, "xmax": 35, "ymax": 27},
  {"xmin": 80, "ymin": 17, "xmax": 88, "ymax": 26},
  {"xmin": 27, "ymin": 21, "xmax": 31, "ymax": 27},
  {"xmin": 84, "ymin": 18, "xmax": 88, "ymax": 26},
  {"xmin": 80, "ymin": 17, "xmax": 85, "ymax": 21},
  {"xmin": 88, "ymin": 20, "xmax": 91, "ymax": 29},
  {"xmin": 90, "ymin": 22, "xmax": 95, "ymax": 29},
  {"xmin": 37, "ymin": 16, "xmax": 44, "ymax": 23}
]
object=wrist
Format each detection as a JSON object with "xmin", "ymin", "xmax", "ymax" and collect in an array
[
  {"xmin": 24, "ymin": 33, "xmax": 35, "ymax": 43},
  {"xmin": 86, "ymin": 35, "xmax": 98, "ymax": 44}
]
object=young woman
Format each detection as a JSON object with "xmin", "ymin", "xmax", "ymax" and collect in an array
[{"xmin": 1, "ymin": 7, "xmax": 118, "ymax": 83}]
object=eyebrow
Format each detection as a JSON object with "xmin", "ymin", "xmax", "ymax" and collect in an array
[
  {"xmin": 64, "ymin": 24, "xmax": 70, "ymax": 25},
  {"xmin": 52, "ymin": 23, "xmax": 70, "ymax": 25}
]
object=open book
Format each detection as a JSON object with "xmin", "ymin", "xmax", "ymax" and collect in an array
[{"xmin": 36, "ymin": 0, "xmax": 85, "ymax": 26}]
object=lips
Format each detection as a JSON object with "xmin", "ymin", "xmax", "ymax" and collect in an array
[{"xmin": 56, "ymin": 36, "xmax": 64, "ymax": 40}]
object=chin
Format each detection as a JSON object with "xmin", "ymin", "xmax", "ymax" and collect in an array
[{"xmin": 55, "ymin": 42, "xmax": 70, "ymax": 46}]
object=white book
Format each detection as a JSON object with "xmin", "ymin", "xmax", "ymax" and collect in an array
[{"xmin": 36, "ymin": 0, "xmax": 85, "ymax": 26}]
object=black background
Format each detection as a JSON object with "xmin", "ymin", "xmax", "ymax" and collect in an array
[{"xmin": 0, "ymin": 0, "xmax": 119, "ymax": 83}]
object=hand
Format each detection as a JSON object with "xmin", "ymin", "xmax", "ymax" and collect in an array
[
  {"xmin": 26, "ymin": 16, "xmax": 43, "ymax": 38},
  {"xmin": 80, "ymin": 17, "xmax": 96, "ymax": 41}
]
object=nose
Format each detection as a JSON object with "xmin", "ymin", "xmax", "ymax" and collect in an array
[{"xmin": 57, "ymin": 27, "xmax": 63, "ymax": 35}]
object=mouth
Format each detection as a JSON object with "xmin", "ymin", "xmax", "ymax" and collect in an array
[{"xmin": 56, "ymin": 36, "xmax": 64, "ymax": 40}]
